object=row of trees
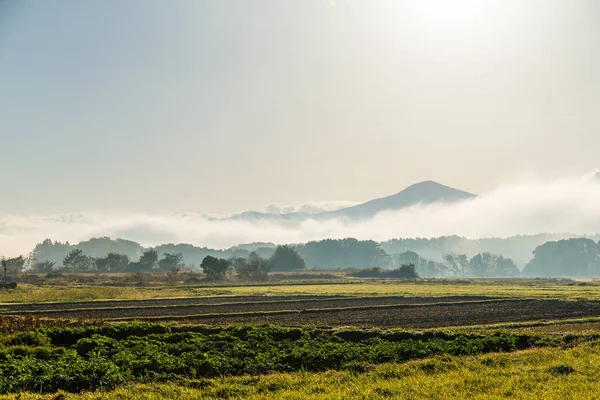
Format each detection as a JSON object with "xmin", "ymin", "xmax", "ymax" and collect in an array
[
  {"xmin": 28, "ymin": 237, "xmax": 391, "ymax": 270},
  {"xmin": 19, "ymin": 237, "xmax": 600, "ymax": 277},
  {"xmin": 523, "ymin": 238, "xmax": 600, "ymax": 276},
  {"xmin": 443, "ymin": 253, "xmax": 519, "ymax": 277},
  {"xmin": 28, "ymin": 238, "xmax": 278, "ymax": 269},
  {"xmin": 391, "ymin": 251, "xmax": 519, "ymax": 278},
  {"xmin": 201, "ymin": 245, "xmax": 306, "ymax": 281},
  {"xmin": 28, "ymin": 249, "xmax": 185, "ymax": 274},
  {"xmin": 349, "ymin": 264, "xmax": 419, "ymax": 279},
  {"xmin": 28, "ymin": 234, "xmax": 600, "ymax": 274},
  {"xmin": 7, "ymin": 246, "xmax": 518, "ymax": 279},
  {"xmin": 21, "ymin": 245, "xmax": 306, "ymax": 280},
  {"xmin": 380, "ymin": 234, "xmax": 579, "ymax": 268}
]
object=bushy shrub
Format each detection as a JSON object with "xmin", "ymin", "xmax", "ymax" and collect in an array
[{"xmin": 349, "ymin": 264, "xmax": 419, "ymax": 279}]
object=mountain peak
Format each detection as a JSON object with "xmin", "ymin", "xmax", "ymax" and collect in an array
[
  {"xmin": 326, "ymin": 180, "xmax": 476, "ymax": 219},
  {"xmin": 404, "ymin": 180, "xmax": 446, "ymax": 190},
  {"xmin": 225, "ymin": 180, "xmax": 476, "ymax": 222},
  {"xmin": 400, "ymin": 180, "xmax": 464, "ymax": 195}
]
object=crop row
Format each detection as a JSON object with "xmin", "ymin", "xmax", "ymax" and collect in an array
[{"xmin": 0, "ymin": 323, "xmax": 591, "ymax": 394}]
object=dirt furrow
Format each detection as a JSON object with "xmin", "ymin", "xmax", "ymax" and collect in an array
[
  {"xmin": 107, "ymin": 299, "xmax": 600, "ymax": 329},
  {"xmin": 1, "ymin": 296, "xmax": 496, "ymax": 319}
]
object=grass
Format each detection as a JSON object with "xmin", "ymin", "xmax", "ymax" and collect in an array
[
  {"xmin": 6, "ymin": 344, "xmax": 600, "ymax": 399},
  {"xmin": 4, "ymin": 279, "xmax": 600, "ymax": 304},
  {"xmin": 0, "ymin": 285, "xmax": 189, "ymax": 304},
  {"xmin": 214, "ymin": 280, "xmax": 600, "ymax": 300}
]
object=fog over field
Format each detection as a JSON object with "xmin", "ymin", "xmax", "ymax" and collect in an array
[{"xmin": 1, "ymin": 171, "xmax": 599, "ymax": 257}]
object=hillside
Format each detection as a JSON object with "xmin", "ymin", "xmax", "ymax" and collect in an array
[
  {"xmin": 322, "ymin": 181, "xmax": 475, "ymax": 220},
  {"xmin": 228, "ymin": 181, "xmax": 476, "ymax": 221}
]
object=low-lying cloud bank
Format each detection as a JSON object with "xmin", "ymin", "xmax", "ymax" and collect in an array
[
  {"xmin": 262, "ymin": 200, "xmax": 360, "ymax": 215},
  {"xmin": 2, "ymin": 172, "xmax": 600, "ymax": 257}
]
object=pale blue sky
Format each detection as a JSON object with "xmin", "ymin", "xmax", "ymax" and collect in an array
[{"xmin": 1, "ymin": 0, "xmax": 599, "ymax": 215}]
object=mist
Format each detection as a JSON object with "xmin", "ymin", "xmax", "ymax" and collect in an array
[
  {"xmin": 2, "ymin": 172, "xmax": 600, "ymax": 257},
  {"xmin": 262, "ymin": 201, "xmax": 360, "ymax": 215}
]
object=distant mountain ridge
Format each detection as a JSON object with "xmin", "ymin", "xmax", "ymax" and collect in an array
[{"xmin": 226, "ymin": 181, "xmax": 476, "ymax": 221}]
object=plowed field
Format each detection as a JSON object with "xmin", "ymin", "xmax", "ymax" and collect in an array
[{"xmin": 3, "ymin": 295, "xmax": 599, "ymax": 328}]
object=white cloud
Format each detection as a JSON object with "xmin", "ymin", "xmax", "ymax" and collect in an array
[
  {"xmin": 2, "ymin": 172, "xmax": 600, "ymax": 258},
  {"xmin": 262, "ymin": 200, "xmax": 359, "ymax": 214}
]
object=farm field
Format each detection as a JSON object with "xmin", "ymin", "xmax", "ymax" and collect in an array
[
  {"xmin": 0, "ymin": 295, "xmax": 496, "ymax": 320},
  {"xmin": 3, "ymin": 295, "xmax": 600, "ymax": 329},
  {"xmin": 3, "ymin": 278, "xmax": 600, "ymax": 398},
  {"xmin": 4, "ymin": 278, "xmax": 600, "ymax": 304}
]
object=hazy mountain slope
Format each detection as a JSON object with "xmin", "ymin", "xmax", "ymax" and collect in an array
[
  {"xmin": 227, "ymin": 181, "xmax": 476, "ymax": 221},
  {"xmin": 322, "ymin": 181, "xmax": 476, "ymax": 220}
]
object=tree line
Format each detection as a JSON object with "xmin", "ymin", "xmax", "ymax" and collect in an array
[
  {"xmin": 200, "ymin": 245, "xmax": 307, "ymax": 281},
  {"xmin": 20, "ymin": 245, "xmax": 306, "ymax": 281},
  {"xmin": 20, "ymin": 247, "xmax": 519, "ymax": 279},
  {"xmin": 380, "ymin": 234, "xmax": 598, "ymax": 267},
  {"xmin": 522, "ymin": 238, "xmax": 600, "ymax": 277},
  {"xmin": 10, "ymin": 236, "xmax": 600, "ymax": 277},
  {"xmin": 30, "ymin": 234, "xmax": 599, "ymax": 272},
  {"xmin": 390, "ymin": 251, "xmax": 519, "ymax": 278}
]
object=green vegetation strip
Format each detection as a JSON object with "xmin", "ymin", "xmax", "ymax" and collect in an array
[
  {"xmin": 10, "ymin": 345, "xmax": 600, "ymax": 399},
  {"xmin": 0, "ymin": 322, "xmax": 596, "ymax": 394}
]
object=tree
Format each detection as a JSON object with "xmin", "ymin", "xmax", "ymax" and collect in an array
[
  {"xmin": 62, "ymin": 249, "xmax": 94, "ymax": 272},
  {"xmin": 158, "ymin": 253, "xmax": 184, "ymax": 272},
  {"xmin": 229, "ymin": 257, "xmax": 247, "ymax": 275},
  {"xmin": 297, "ymin": 238, "xmax": 389, "ymax": 269},
  {"xmin": 395, "ymin": 251, "xmax": 445, "ymax": 277},
  {"xmin": 350, "ymin": 264, "xmax": 419, "ymax": 278},
  {"xmin": 469, "ymin": 253, "xmax": 519, "ymax": 277},
  {"xmin": 234, "ymin": 252, "xmax": 271, "ymax": 281},
  {"xmin": 30, "ymin": 239, "xmax": 72, "ymax": 267},
  {"xmin": 4, "ymin": 256, "xmax": 26, "ymax": 275},
  {"xmin": 443, "ymin": 254, "xmax": 470, "ymax": 277},
  {"xmin": 390, "ymin": 263, "xmax": 419, "ymax": 278},
  {"xmin": 270, "ymin": 245, "xmax": 305, "ymax": 272},
  {"xmin": 201, "ymin": 255, "xmax": 231, "ymax": 280},
  {"xmin": 140, "ymin": 249, "xmax": 158, "ymax": 268},
  {"xmin": 96, "ymin": 253, "xmax": 130, "ymax": 273},
  {"xmin": 128, "ymin": 249, "xmax": 159, "ymax": 272},
  {"xmin": 425, "ymin": 260, "xmax": 447, "ymax": 277},
  {"xmin": 75, "ymin": 237, "xmax": 144, "ymax": 260},
  {"xmin": 30, "ymin": 261, "xmax": 56, "ymax": 273},
  {"xmin": 523, "ymin": 239, "xmax": 600, "ymax": 277},
  {"xmin": 468, "ymin": 253, "xmax": 495, "ymax": 277},
  {"xmin": 495, "ymin": 255, "xmax": 519, "ymax": 277}
]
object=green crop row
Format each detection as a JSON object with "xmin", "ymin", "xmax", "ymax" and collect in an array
[{"xmin": 0, "ymin": 323, "xmax": 594, "ymax": 394}]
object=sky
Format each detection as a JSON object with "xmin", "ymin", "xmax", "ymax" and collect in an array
[{"xmin": 1, "ymin": 0, "xmax": 599, "ymax": 217}]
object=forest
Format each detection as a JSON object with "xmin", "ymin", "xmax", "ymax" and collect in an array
[{"xmin": 5, "ymin": 235, "xmax": 600, "ymax": 278}]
